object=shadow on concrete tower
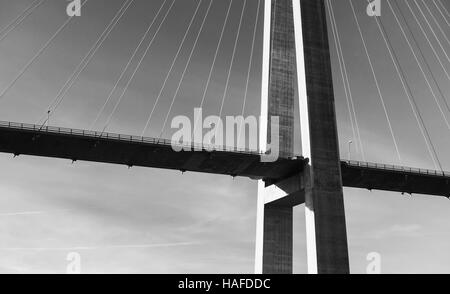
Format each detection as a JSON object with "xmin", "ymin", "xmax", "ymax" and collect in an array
[{"xmin": 255, "ymin": 0, "xmax": 350, "ymax": 274}]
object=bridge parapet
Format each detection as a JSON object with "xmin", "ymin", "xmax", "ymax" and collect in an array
[
  {"xmin": 341, "ymin": 161, "xmax": 450, "ymax": 197},
  {"xmin": 343, "ymin": 160, "xmax": 450, "ymax": 178},
  {"xmin": 0, "ymin": 121, "xmax": 264, "ymax": 157}
]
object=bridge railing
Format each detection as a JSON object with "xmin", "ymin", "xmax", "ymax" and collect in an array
[
  {"xmin": 0, "ymin": 121, "xmax": 264, "ymax": 156},
  {"xmin": 344, "ymin": 160, "xmax": 450, "ymax": 177}
]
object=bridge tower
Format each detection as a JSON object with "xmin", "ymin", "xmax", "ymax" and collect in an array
[{"xmin": 255, "ymin": 0, "xmax": 350, "ymax": 274}]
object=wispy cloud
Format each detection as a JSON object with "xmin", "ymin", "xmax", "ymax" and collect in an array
[
  {"xmin": 0, "ymin": 209, "xmax": 70, "ymax": 217},
  {"xmin": 0, "ymin": 241, "xmax": 200, "ymax": 251},
  {"xmin": 370, "ymin": 224, "xmax": 423, "ymax": 239}
]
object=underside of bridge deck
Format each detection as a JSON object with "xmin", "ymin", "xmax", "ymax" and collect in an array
[
  {"xmin": 0, "ymin": 122, "xmax": 448, "ymax": 197},
  {"xmin": 0, "ymin": 122, "xmax": 304, "ymax": 182},
  {"xmin": 341, "ymin": 161, "xmax": 450, "ymax": 197}
]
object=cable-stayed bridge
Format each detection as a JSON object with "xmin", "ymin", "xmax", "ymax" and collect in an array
[{"xmin": 0, "ymin": 0, "xmax": 449, "ymax": 274}]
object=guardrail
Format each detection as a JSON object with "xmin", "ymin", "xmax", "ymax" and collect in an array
[
  {"xmin": 343, "ymin": 160, "xmax": 450, "ymax": 177},
  {"xmin": 0, "ymin": 121, "xmax": 264, "ymax": 156},
  {"xmin": 1, "ymin": 121, "xmax": 445, "ymax": 176}
]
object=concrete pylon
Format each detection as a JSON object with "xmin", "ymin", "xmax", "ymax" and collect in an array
[{"xmin": 255, "ymin": 0, "xmax": 350, "ymax": 274}]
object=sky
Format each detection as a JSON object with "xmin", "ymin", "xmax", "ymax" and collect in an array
[{"xmin": 0, "ymin": 0, "xmax": 449, "ymax": 274}]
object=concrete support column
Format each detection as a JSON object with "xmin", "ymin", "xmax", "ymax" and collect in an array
[
  {"xmin": 293, "ymin": 0, "xmax": 350, "ymax": 274},
  {"xmin": 255, "ymin": 176, "xmax": 302, "ymax": 274},
  {"xmin": 262, "ymin": 204, "xmax": 293, "ymax": 274},
  {"xmin": 255, "ymin": 174, "xmax": 305, "ymax": 274},
  {"xmin": 255, "ymin": 0, "xmax": 297, "ymax": 274}
]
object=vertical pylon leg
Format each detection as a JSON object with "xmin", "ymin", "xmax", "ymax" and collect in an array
[
  {"xmin": 256, "ymin": 0, "xmax": 296, "ymax": 274},
  {"xmin": 294, "ymin": 0, "xmax": 350, "ymax": 273},
  {"xmin": 262, "ymin": 204, "xmax": 293, "ymax": 273},
  {"xmin": 255, "ymin": 182, "xmax": 293, "ymax": 274}
]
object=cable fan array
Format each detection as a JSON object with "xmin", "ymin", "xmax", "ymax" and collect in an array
[{"xmin": 0, "ymin": 0, "xmax": 448, "ymax": 171}]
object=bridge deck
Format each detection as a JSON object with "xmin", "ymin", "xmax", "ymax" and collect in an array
[
  {"xmin": 0, "ymin": 121, "xmax": 304, "ymax": 182},
  {"xmin": 341, "ymin": 161, "xmax": 449, "ymax": 197},
  {"xmin": 0, "ymin": 121, "xmax": 448, "ymax": 197}
]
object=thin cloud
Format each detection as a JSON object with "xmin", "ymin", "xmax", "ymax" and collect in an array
[
  {"xmin": 0, "ymin": 241, "xmax": 200, "ymax": 251},
  {"xmin": 370, "ymin": 224, "xmax": 423, "ymax": 239},
  {"xmin": 0, "ymin": 209, "xmax": 70, "ymax": 217}
]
